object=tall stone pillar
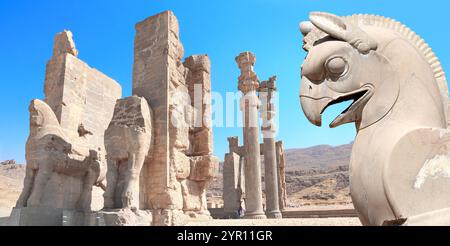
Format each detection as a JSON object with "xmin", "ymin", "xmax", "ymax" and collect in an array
[
  {"xmin": 276, "ymin": 141, "xmax": 287, "ymax": 211},
  {"xmin": 236, "ymin": 52, "xmax": 266, "ymax": 219},
  {"xmin": 132, "ymin": 11, "xmax": 218, "ymax": 224},
  {"xmin": 259, "ymin": 76, "xmax": 282, "ymax": 218},
  {"xmin": 223, "ymin": 152, "xmax": 241, "ymax": 217},
  {"xmin": 223, "ymin": 137, "xmax": 245, "ymax": 218}
]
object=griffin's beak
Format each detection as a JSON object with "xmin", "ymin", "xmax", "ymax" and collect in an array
[
  {"xmin": 300, "ymin": 96, "xmax": 332, "ymax": 127},
  {"xmin": 300, "ymin": 76, "xmax": 373, "ymax": 128}
]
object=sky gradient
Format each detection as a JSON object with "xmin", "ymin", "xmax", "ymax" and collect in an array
[{"xmin": 1, "ymin": 0, "xmax": 449, "ymax": 163}]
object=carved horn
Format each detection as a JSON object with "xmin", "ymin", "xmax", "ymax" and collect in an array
[
  {"xmin": 309, "ymin": 12, "xmax": 377, "ymax": 53},
  {"xmin": 309, "ymin": 12, "xmax": 347, "ymax": 40}
]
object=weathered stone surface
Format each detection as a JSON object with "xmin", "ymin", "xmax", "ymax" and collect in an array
[
  {"xmin": 236, "ymin": 52, "xmax": 266, "ymax": 219},
  {"xmin": 8, "ymin": 207, "xmax": 64, "ymax": 226},
  {"xmin": 276, "ymin": 141, "xmax": 287, "ymax": 211},
  {"xmin": 184, "ymin": 55, "xmax": 211, "ymax": 74},
  {"xmin": 53, "ymin": 30, "xmax": 78, "ymax": 57},
  {"xmin": 151, "ymin": 208, "xmax": 187, "ymax": 226},
  {"xmin": 13, "ymin": 10, "xmax": 217, "ymax": 226},
  {"xmin": 44, "ymin": 38, "xmax": 121, "ymax": 153},
  {"xmin": 12, "ymin": 30, "xmax": 122, "ymax": 226},
  {"xmin": 189, "ymin": 129, "xmax": 213, "ymax": 155},
  {"xmin": 259, "ymin": 76, "xmax": 281, "ymax": 218},
  {"xmin": 104, "ymin": 96, "xmax": 152, "ymax": 209},
  {"xmin": 223, "ymin": 152, "xmax": 243, "ymax": 217},
  {"xmin": 62, "ymin": 210, "xmax": 98, "ymax": 226},
  {"xmin": 94, "ymin": 208, "xmax": 152, "ymax": 226},
  {"xmin": 173, "ymin": 151, "xmax": 191, "ymax": 180},
  {"xmin": 188, "ymin": 155, "xmax": 218, "ymax": 181},
  {"xmin": 132, "ymin": 10, "xmax": 184, "ymax": 209},
  {"xmin": 42, "ymin": 30, "xmax": 121, "ymax": 213},
  {"xmin": 131, "ymin": 11, "xmax": 218, "ymax": 225},
  {"xmin": 181, "ymin": 180, "xmax": 208, "ymax": 214},
  {"xmin": 16, "ymin": 99, "xmax": 103, "ymax": 212},
  {"xmin": 299, "ymin": 12, "xmax": 450, "ymax": 225}
]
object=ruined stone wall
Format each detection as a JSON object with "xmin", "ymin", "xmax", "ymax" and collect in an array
[
  {"xmin": 44, "ymin": 31, "xmax": 122, "ymax": 152},
  {"xmin": 132, "ymin": 11, "xmax": 175, "ymax": 210},
  {"xmin": 184, "ymin": 55, "xmax": 213, "ymax": 156},
  {"xmin": 42, "ymin": 31, "xmax": 121, "ymax": 211},
  {"xmin": 183, "ymin": 55, "xmax": 218, "ymax": 217},
  {"xmin": 132, "ymin": 11, "xmax": 218, "ymax": 223}
]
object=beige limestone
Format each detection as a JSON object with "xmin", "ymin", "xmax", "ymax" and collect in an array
[
  {"xmin": 223, "ymin": 151, "xmax": 244, "ymax": 218},
  {"xmin": 104, "ymin": 96, "xmax": 153, "ymax": 209},
  {"xmin": 132, "ymin": 11, "xmax": 176, "ymax": 208},
  {"xmin": 276, "ymin": 141, "xmax": 287, "ymax": 211},
  {"xmin": 299, "ymin": 12, "xmax": 450, "ymax": 225},
  {"xmin": 259, "ymin": 76, "xmax": 282, "ymax": 219},
  {"xmin": 188, "ymin": 155, "xmax": 218, "ymax": 181},
  {"xmin": 226, "ymin": 53, "xmax": 285, "ymax": 220},
  {"xmin": 13, "ymin": 11, "xmax": 217, "ymax": 226},
  {"xmin": 13, "ymin": 29, "xmax": 121, "ymax": 226},
  {"xmin": 45, "ymin": 31, "xmax": 121, "ymax": 157},
  {"xmin": 94, "ymin": 208, "xmax": 152, "ymax": 226},
  {"xmin": 236, "ymin": 52, "xmax": 266, "ymax": 219},
  {"xmin": 16, "ymin": 99, "xmax": 102, "ymax": 211},
  {"xmin": 131, "ymin": 11, "xmax": 218, "ymax": 225},
  {"xmin": 52, "ymin": 30, "xmax": 78, "ymax": 57}
]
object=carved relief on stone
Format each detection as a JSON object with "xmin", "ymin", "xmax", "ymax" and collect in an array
[
  {"xmin": 104, "ymin": 96, "xmax": 153, "ymax": 209},
  {"xmin": 236, "ymin": 52, "xmax": 259, "ymax": 94},
  {"xmin": 16, "ymin": 99, "xmax": 103, "ymax": 211},
  {"xmin": 275, "ymin": 141, "xmax": 287, "ymax": 211}
]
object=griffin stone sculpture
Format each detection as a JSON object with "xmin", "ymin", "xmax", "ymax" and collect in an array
[{"xmin": 299, "ymin": 12, "xmax": 450, "ymax": 225}]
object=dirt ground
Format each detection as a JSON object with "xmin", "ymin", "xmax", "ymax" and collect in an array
[
  {"xmin": 185, "ymin": 217, "xmax": 361, "ymax": 226},
  {"xmin": 0, "ymin": 216, "xmax": 361, "ymax": 226}
]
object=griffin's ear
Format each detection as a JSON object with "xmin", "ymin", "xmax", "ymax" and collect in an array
[
  {"xmin": 309, "ymin": 12, "xmax": 347, "ymax": 40},
  {"xmin": 299, "ymin": 21, "xmax": 314, "ymax": 36}
]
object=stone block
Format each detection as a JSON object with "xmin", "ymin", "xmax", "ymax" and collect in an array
[
  {"xmin": 173, "ymin": 151, "xmax": 191, "ymax": 180},
  {"xmin": 94, "ymin": 209, "xmax": 152, "ymax": 226},
  {"xmin": 152, "ymin": 209, "xmax": 187, "ymax": 226},
  {"xmin": 188, "ymin": 155, "xmax": 219, "ymax": 181},
  {"xmin": 8, "ymin": 207, "xmax": 64, "ymax": 226},
  {"xmin": 180, "ymin": 180, "xmax": 210, "ymax": 215},
  {"xmin": 189, "ymin": 128, "xmax": 213, "ymax": 155},
  {"xmin": 223, "ymin": 152, "xmax": 243, "ymax": 214}
]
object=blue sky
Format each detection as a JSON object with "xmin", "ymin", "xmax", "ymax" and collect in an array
[{"xmin": 1, "ymin": 0, "xmax": 449, "ymax": 163}]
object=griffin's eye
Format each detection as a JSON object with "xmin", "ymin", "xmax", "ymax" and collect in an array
[{"xmin": 326, "ymin": 57, "xmax": 347, "ymax": 76}]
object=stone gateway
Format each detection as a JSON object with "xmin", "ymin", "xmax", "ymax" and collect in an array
[{"xmin": 10, "ymin": 11, "xmax": 218, "ymax": 226}]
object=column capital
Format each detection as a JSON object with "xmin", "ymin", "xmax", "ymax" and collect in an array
[
  {"xmin": 259, "ymin": 75, "xmax": 277, "ymax": 93},
  {"xmin": 236, "ymin": 52, "xmax": 259, "ymax": 93}
]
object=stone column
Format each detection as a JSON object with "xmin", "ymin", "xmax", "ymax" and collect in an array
[
  {"xmin": 259, "ymin": 76, "xmax": 282, "ymax": 218},
  {"xmin": 276, "ymin": 141, "xmax": 287, "ymax": 211},
  {"xmin": 236, "ymin": 52, "xmax": 266, "ymax": 219},
  {"xmin": 223, "ymin": 150, "xmax": 241, "ymax": 217}
]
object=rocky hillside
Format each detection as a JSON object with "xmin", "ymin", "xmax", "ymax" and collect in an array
[
  {"xmin": 208, "ymin": 143, "xmax": 353, "ymax": 207},
  {"xmin": 0, "ymin": 160, "xmax": 25, "ymax": 217}
]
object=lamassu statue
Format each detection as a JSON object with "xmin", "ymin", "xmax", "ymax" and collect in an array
[
  {"xmin": 299, "ymin": 12, "xmax": 450, "ymax": 225},
  {"xmin": 17, "ymin": 99, "xmax": 103, "ymax": 211}
]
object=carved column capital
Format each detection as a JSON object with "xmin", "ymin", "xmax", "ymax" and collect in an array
[{"xmin": 236, "ymin": 52, "xmax": 259, "ymax": 94}]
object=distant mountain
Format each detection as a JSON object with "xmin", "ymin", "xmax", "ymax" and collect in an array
[
  {"xmin": 284, "ymin": 143, "xmax": 353, "ymax": 170},
  {"xmin": 208, "ymin": 143, "xmax": 354, "ymax": 207}
]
